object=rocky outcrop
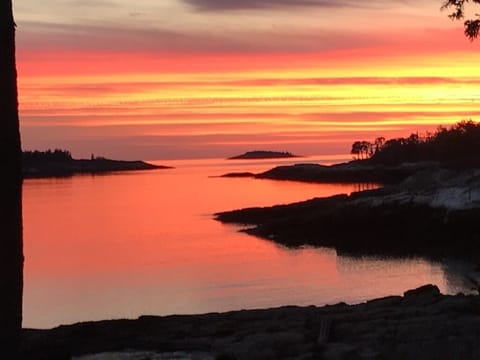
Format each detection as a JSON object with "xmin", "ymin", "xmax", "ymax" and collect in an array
[
  {"xmin": 216, "ymin": 169, "xmax": 480, "ymax": 259},
  {"xmin": 21, "ymin": 285, "xmax": 480, "ymax": 360}
]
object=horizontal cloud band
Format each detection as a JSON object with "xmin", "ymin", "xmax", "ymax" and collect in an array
[{"xmin": 184, "ymin": 0, "xmax": 415, "ymax": 11}]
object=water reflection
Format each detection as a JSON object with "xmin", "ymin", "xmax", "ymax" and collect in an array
[
  {"xmin": 22, "ymin": 157, "xmax": 474, "ymax": 329},
  {"xmin": 353, "ymin": 182, "xmax": 378, "ymax": 192}
]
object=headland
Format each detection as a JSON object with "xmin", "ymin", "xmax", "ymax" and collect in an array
[
  {"xmin": 22, "ymin": 149, "xmax": 171, "ymax": 178},
  {"xmin": 217, "ymin": 121, "xmax": 480, "ymax": 261}
]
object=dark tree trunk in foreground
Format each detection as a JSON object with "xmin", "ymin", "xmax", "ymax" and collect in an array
[{"xmin": 0, "ymin": 0, "xmax": 24, "ymax": 356}]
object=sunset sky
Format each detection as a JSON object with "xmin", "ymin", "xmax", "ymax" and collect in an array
[{"xmin": 15, "ymin": 0, "xmax": 480, "ymax": 160}]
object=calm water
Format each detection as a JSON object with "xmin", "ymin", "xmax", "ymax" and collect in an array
[{"xmin": 23, "ymin": 156, "xmax": 473, "ymax": 329}]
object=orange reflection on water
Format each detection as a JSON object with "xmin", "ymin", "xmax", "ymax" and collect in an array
[{"xmin": 22, "ymin": 158, "xmax": 469, "ymax": 328}]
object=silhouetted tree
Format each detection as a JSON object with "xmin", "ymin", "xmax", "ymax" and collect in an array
[
  {"xmin": 23, "ymin": 148, "xmax": 73, "ymax": 162},
  {"xmin": 366, "ymin": 120, "xmax": 480, "ymax": 166},
  {"xmin": 362, "ymin": 141, "xmax": 374, "ymax": 158},
  {"xmin": 407, "ymin": 133, "xmax": 420, "ymax": 145},
  {"xmin": 0, "ymin": 0, "xmax": 24, "ymax": 357},
  {"xmin": 442, "ymin": 0, "xmax": 480, "ymax": 39},
  {"xmin": 350, "ymin": 141, "xmax": 363, "ymax": 159},
  {"xmin": 351, "ymin": 141, "xmax": 374, "ymax": 159},
  {"xmin": 374, "ymin": 137, "xmax": 385, "ymax": 154}
]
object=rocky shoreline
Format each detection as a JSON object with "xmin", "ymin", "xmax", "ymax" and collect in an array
[
  {"xmin": 221, "ymin": 161, "xmax": 435, "ymax": 185},
  {"xmin": 216, "ymin": 168, "xmax": 480, "ymax": 260},
  {"xmin": 21, "ymin": 285, "xmax": 480, "ymax": 360}
]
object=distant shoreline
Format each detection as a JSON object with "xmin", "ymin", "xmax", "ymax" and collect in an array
[
  {"xmin": 23, "ymin": 157, "xmax": 172, "ymax": 179},
  {"xmin": 221, "ymin": 160, "xmax": 427, "ymax": 184}
]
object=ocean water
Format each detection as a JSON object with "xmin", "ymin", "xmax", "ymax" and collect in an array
[{"xmin": 22, "ymin": 156, "xmax": 473, "ymax": 328}]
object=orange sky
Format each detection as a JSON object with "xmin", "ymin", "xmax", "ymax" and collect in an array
[{"xmin": 14, "ymin": 0, "xmax": 480, "ymax": 160}]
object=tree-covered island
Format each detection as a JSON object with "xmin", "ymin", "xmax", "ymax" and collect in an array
[{"xmin": 22, "ymin": 149, "xmax": 171, "ymax": 178}]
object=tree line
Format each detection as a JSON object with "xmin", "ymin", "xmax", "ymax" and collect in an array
[
  {"xmin": 23, "ymin": 149, "xmax": 73, "ymax": 162},
  {"xmin": 351, "ymin": 120, "xmax": 480, "ymax": 167}
]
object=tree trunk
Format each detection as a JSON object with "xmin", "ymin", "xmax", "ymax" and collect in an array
[{"xmin": 0, "ymin": 0, "xmax": 24, "ymax": 356}]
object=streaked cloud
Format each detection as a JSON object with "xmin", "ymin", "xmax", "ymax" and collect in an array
[
  {"xmin": 16, "ymin": 21, "xmax": 386, "ymax": 54},
  {"xmin": 183, "ymin": 0, "xmax": 421, "ymax": 11},
  {"xmin": 68, "ymin": 0, "xmax": 118, "ymax": 7},
  {"xmin": 18, "ymin": 21, "xmax": 461, "ymax": 57},
  {"xmin": 14, "ymin": 0, "xmax": 477, "ymax": 159}
]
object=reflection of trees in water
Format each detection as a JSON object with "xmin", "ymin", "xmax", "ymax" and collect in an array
[
  {"xmin": 353, "ymin": 182, "xmax": 378, "ymax": 193},
  {"xmin": 0, "ymin": 0, "xmax": 23, "ymax": 357}
]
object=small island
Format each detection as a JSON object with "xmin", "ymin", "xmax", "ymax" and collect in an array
[
  {"xmin": 22, "ymin": 149, "xmax": 172, "ymax": 178},
  {"xmin": 228, "ymin": 150, "xmax": 299, "ymax": 160}
]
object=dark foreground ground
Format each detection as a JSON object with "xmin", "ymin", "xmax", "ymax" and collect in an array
[{"xmin": 21, "ymin": 285, "xmax": 480, "ymax": 360}]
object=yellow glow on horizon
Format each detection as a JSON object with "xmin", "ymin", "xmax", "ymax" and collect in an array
[{"xmin": 18, "ymin": 48, "xmax": 480, "ymax": 157}]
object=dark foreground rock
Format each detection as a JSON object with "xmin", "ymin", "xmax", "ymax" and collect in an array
[{"xmin": 21, "ymin": 285, "xmax": 480, "ymax": 360}]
